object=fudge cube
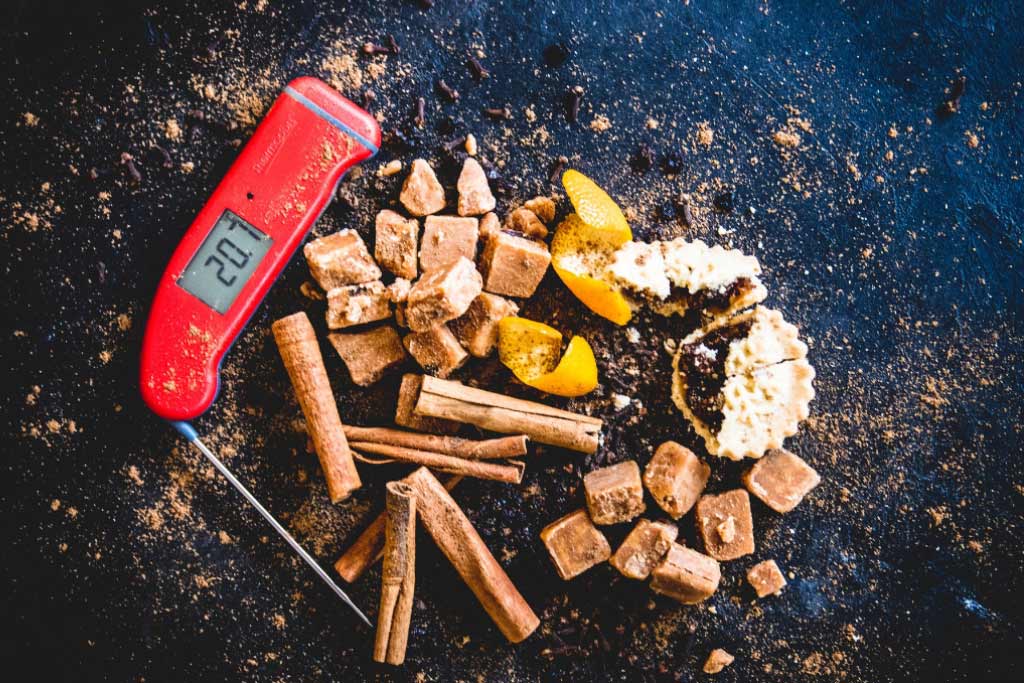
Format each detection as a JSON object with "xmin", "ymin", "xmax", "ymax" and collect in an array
[
  {"xmin": 643, "ymin": 441, "xmax": 710, "ymax": 519},
  {"xmin": 479, "ymin": 231, "xmax": 551, "ymax": 298},
  {"xmin": 703, "ymin": 649, "xmax": 735, "ymax": 674},
  {"xmin": 394, "ymin": 373, "xmax": 461, "ymax": 434},
  {"xmin": 400, "ymin": 159, "xmax": 446, "ymax": 216},
  {"xmin": 304, "ymin": 229, "xmax": 381, "ymax": 290},
  {"xmin": 746, "ymin": 559, "xmax": 787, "ymax": 598},
  {"xmin": 523, "ymin": 196, "xmax": 556, "ymax": 224},
  {"xmin": 420, "ymin": 215, "xmax": 480, "ymax": 272},
  {"xmin": 449, "ymin": 293, "xmax": 519, "ymax": 357},
  {"xmin": 403, "ymin": 325, "xmax": 469, "ymax": 378},
  {"xmin": 456, "ymin": 157, "xmax": 496, "ymax": 216},
  {"xmin": 695, "ymin": 490, "xmax": 755, "ymax": 561},
  {"xmin": 374, "ymin": 210, "xmax": 418, "ymax": 279},
  {"xmin": 479, "ymin": 212, "xmax": 501, "ymax": 241},
  {"xmin": 505, "ymin": 207, "xmax": 548, "ymax": 239},
  {"xmin": 742, "ymin": 448, "xmax": 821, "ymax": 513},
  {"xmin": 584, "ymin": 460, "xmax": 646, "ymax": 525},
  {"xmin": 610, "ymin": 519, "xmax": 679, "ymax": 580},
  {"xmin": 326, "ymin": 281, "xmax": 391, "ymax": 329},
  {"xmin": 649, "ymin": 543, "xmax": 721, "ymax": 604},
  {"xmin": 540, "ymin": 509, "xmax": 611, "ymax": 580},
  {"xmin": 405, "ymin": 256, "xmax": 483, "ymax": 332},
  {"xmin": 328, "ymin": 325, "xmax": 406, "ymax": 386}
]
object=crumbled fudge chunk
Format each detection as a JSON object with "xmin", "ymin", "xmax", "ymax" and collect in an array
[
  {"xmin": 403, "ymin": 325, "xmax": 469, "ymax": 378},
  {"xmin": 703, "ymin": 649, "xmax": 734, "ymax": 674},
  {"xmin": 643, "ymin": 441, "xmax": 710, "ymax": 519},
  {"xmin": 419, "ymin": 215, "xmax": 480, "ymax": 272},
  {"xmin": 695, "ymin": 490, "xmax": 755, "ymax": 561},
  {"xmin": 746, "ymin": 559, "xmax": 787, "ymax": 598},
  {"xmin": 374, "ymin": 209, "xmax": 418, "ymax": 279},
  {"xmin": 405, "ymin": 257, "xmax": 483, "ymax": 332},
  {"xmin": 479, "ymin": 212, "xmax": 501, "ymax": 241},
  {"xmin": 449, "ymin": 292, "xmax": 519, "ymax": 357},
  {"xmin": 325, "ymin": 281, "xmax": 391, "ymax": 329},
  {"xmin": 400, "ymin": 159, "xmax": 446, "ymax": 216},
  {"xmin": 456, "ymin": 157, "xmax": 496, "ymax": 216},
  {"xmin": 479, "ymin": 230, "xmax": 551, "ymax": 298},
  {"xmin": 523, "ymin": 196, "xmax": 556, "ymax": 224},
  {"xmin": 649, "ymin": 543, "xmax": 721, "ymax": 604},
  {"xmin": 540, "ymin": 509, "xmax": 611, "ymax": 580},
  {"xmin": 394, "ymin": 373, "xmax": 460, "ymax": 434},
  {"xmin": 583, "ymin": 460, "xmax": 646, "ymax": 525},
  {"xmin": 387, "ymin": 277, "xmax": 412, "ymax": 304},
  {"xmin": 328, "ymin": 325, "xmax": 406, "ymax": 386},
  {"xmin": 304, "ymin": 229, "xmax": 381, "ymax": 290},
  {"xmin": 610, "ymin": 519, "xmax": 678, "ymax": 580},
  {"xmin": 505, "ymin": 207, "xmax": 548, "ymax": 239},
  {"xmin": 742, "ymin": 448, "xmax": 820, "ymax": 513}
]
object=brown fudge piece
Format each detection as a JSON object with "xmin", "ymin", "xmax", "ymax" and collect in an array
[
  {"xmin": 325, "ymin": 281, "xmax": 391, "ymax": 329},
  {"xmin": 400, "ymin": 159, "xmax": 446, "ymax": 216},
  {"xmin": 610, "ymin": 519, "xmax": 679, "ymax": 580},
  {"xmin": 703, "ymin": 649, "xmax": 735, "ymax": 674},
  {"xmin": 540, "ymin": 509, "xmax": 611, "ymax": 580},
  {"xmin": 403, "ymin": 325, "xmax": 469, "ymax": 378},
  {"xmin": 420, "ymin": 215, "xmax": 480, "ymax": 272},
  {"xmin": 449, "ymin": 293, "xmax": 519, "ymax": 357},
  {"xmin": 649, "ymin": 543, "xmax": 721, "ymax": 604},
  {"xmin": 405, "ymin": 256, "xmax": 483, "ymax": 332},
  {"xmin": 523, "ymin": 196, "xmax": 556, "ymax": 224},
  {"xmin": 327, "ymin": 325, "xmax": 406, "ymax": 386},
  {"xmin": 479, "ymin": 231, "xmax": 551, "ymax": 298},
  {"xmin": 643, "ymin": 441, "xmax": 710, "ymax": 519},
  {"xmin": 456, "ymin": 157, "xmax": 496, "ymax": 216},
  {"xmin": 479, "ymin": 212, "xmax": 501, "ymax": 241},
  {"xmin": 583, "ymin": 460, "xmax": 646, "ymax": 525},
  {"xmin": 746, "ymin": 559, "xmax": 787, "ymax": 598},
  {"xmin": 374, "ymin": 210, "xmax": 418, "ymax": 279},
  {"xmin": 742, "ymin": 448, "xmax": 821, "ymax": 513},
  {"xmin": 304, "ymin": 229, "xmax": 381, "ymax": 290},
  {"xmin": 695, "ymin": 490, "xmax": 755, "ymax": 561},
  {"xmin": 394, "ymin": 373, "xmax": 460, "ymax": 434},
  {"xmin": 505, "ymin": 207, "xmax": 548, "ymax": 239}
]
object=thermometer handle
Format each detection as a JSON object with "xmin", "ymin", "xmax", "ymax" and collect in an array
[{"xmin": 140, "ymin": 77, "xmax": 380, "ymax": 421}]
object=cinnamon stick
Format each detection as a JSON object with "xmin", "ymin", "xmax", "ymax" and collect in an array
[
  {"xmin": 334, "ymin": 475, "xmax": 462, "ymax": 583},
  {"xmin": 343, "ymin": 426, "xmax": 528, "ymax": 459},
  {"xmin": 402, "ymin": 467, "xmax": 540, "ymax": 643},
  {"xmin": 373, "ymin": 481, "xmax": 416, "ymax": 665},
  {"xmin": 272, "ymin": 312, "xmax": 361, "ymax": 502},
  {"xmin": 351, "ymin": 444, "xmax": 525, "ymax": 484},
  {"xmin": 413, "ymin": 375, "xmax": 603, "ymax": 453}
]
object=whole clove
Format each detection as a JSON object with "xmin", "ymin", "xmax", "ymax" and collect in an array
[
  {"xmin": 414, "ymin": 97, "xmax": 426, "ymax": 128},
  {"xmin": 565, "ymin": 86, "xmax": 584, "ymax": 123},
  {"xmin": 436, "ymin": 79, "xmax": 459, "ymax": 102},
  {"xmin": 677, "ymin": 193, "xmax": 696, "ymax": 228},
  {"xmin": 362, "ymin": 89, "xmax": 376, "ymax": 109},
  {"xmin": 443, "ymin": 135, "xmax": 468, "ymax": 152},
  {"xmin": 543, "ymin": 42, "xmax": 571, "ymax": 68},
  {"xmin": 630, "ymin": 143, "xmax": 654, "ymax": 173},
  {"xmin": 150, "ymin": 144, "xmax": 173, "ymax": 169},
  {"xmin": 467, "ymin": 54, "xmax": 490, "ymax": 80},
  {"xmin": 185, "ymin": 109, "xmax": 206, "ymax": 125},
  {"xmin": 549, "ymin": 155, "xmax": 569, "ymax": 183},
  {"xmin": 363, "ymin": 41, "xmax": 394, "ymax": 56},
  {"xmin": 385, "ymin": 34, "xmax": 400, "ymax": 55},
  {"xmin": 483, "ymin": 106, "xmax": 511, "ymax": 120},
  {"xmin": 120, "ymin": 153, "xmax": 142, "ymax": 184}
]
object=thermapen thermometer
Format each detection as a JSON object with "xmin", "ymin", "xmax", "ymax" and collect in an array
[{"xmin": 139, "ymin": 77, "xmax": 380, "ymax": 626}]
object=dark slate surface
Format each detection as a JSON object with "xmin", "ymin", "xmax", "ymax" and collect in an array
[{"xmin": 1, "ymin": 1, "xmax": 1022, "ymax": 681}]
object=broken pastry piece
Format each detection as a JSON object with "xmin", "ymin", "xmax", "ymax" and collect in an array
[
  {"xmin": 672, "ymin": 306, "xmax": 814, "ymax": 460},
  {"xmin": 742, "ymin": 448, "xmax": 820, "ymax": 513},
  {"xmin": 404, "ymin": 257, "xmax": 483, "ymax": 332},
  {"xmin": 456, "ymin": 158, "xmax": 496, "ymax": 216},
  {"xmin": 420, "ymin": 215, "xmax": 479, "ymax": 272},
  {"xmin": 643, "ymin": 441, "xmax": 710, "ymax": 519},
  {"xmin": 583, "ymin": 460, "xmax": 646, "ymax": 525},
  {"xmin": 703, "ymin": 649, "xmax": 735, "ymax": 674},
  {"xmin": 374, "ymin": 210, "xmax": 419, "ymax": 280},
  {"xmin": 747, "ymin": 559, "xmax": 787, "ymax": 598},
  {"xmin": 326, "ymin": 281, "xmax": 391, "ymax": 329},
  {"xmin": 610, "ymin": 519, "xmax": 678, "ymax": 580},
  {"xmin": 403, "ymin": 325, "xmax": 469, "ymax": 379},
  {"xmin": 304, "ymin": 229, "xmax": 382, "ymax": 290},
  {"xmin": 400, "ymin": 159, "xmax": 446, "ymax": 216},
  {"xmin": 449, "ymin": 292, "xmax": 519, "ymax": 357},
  {"xmin": 695, "ymin": 490, "xmax": 755, "ymax": 561},
  {"xmin": 649, "ymin": 543, "xmax": 721, "ymax": 604},
  {"xmin": 479, "ymin": 230, "xmax": 551, "ymax": 298},
  {"xmin": 540, "ymin": 509, "xmax": 612, "ymax": 580},
  {"xmin": 328, "ymin": 325, "xmax": 406, "ymax": 386}
]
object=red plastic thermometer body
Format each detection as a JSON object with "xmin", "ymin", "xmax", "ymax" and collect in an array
[{"xmin": 140, "ymin": 77, "xmax": 380, "ymax": 421}]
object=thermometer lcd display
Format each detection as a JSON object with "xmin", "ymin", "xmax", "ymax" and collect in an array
[{"xmin": 177, "ymin": 210, "xmax": 273, "ymax": 314}]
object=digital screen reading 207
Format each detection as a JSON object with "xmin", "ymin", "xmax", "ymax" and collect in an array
[{"xmin": 177, "ymin": 210, "xmax": 273, "ymax": 314}]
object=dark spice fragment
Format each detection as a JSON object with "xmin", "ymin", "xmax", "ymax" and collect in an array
[
  {"xmin": 631, "ymin": 143, "xmax": 655, "ymax": 173},
  {"xmin": 202, "ymin": 37, "xmax": 222, "ymax": 60},
  {"xmin": 549, "ymin": 155, "xmax": 569, "ymax": 184},
  {"xmin": 483, "ymin": 106, "xmax": 511, "ymax": 120},
  {"xmin": 435, "ymin": 114, "xmax": 464, "ymax": 136},
  {"xmin": 149, "ymin": 144, "xmax": 173, "ymax": 169},
  {"xmin": 362, "ymin": 41, "xmax": 394, "ymax": 56},
  {"xmin": 442, "ymin": 135, "xmax": 467, "ymax": 152},
  {"xmin": 543, "ymin": 42, "xmax": 571, "ymax": 68},
  {"xmin": 467, "ymin": 55, "xmax": 490, "ymax": 80},
  {"xmin": 436, "ymin": 79, "xmax": 459, "ymax": 102},
  {"xmin": 937, "ymin": 75, "xmax": 967, "ymax": 118},
  {"xmin": 414, "ymin": 97, "xmax": 426, "ymax": 128},
  {"xmin": 713, "ymin": 191, "xmax": 734, "ymax": 213},
  {"xmin": 418, "ymin": 0, "xmax": 434, "ymax": 7},
  {"xmin": 680, "ymin": 623, "xmax": 698, "ymax": 660},
  {"xmin": 676, "ymin": 193, "xmax": 695, "ymax": 228},
  {"xmin": 361, "ymin": 89, "xmax": 376, "ymax": 109},
  {"xmin": 385, "ymin": 34, "xmax": 400, "ymax": 55},
  {"xmin": 565, "ymin": 86, "xmax": 584, "ymax": 123},
  {"xmin": 120, "ymin": 153, "xmax": 142, "ymax": 184},
  {"xmin": 661, "ymin": 151, "xmax": 684, "ymax": 175}
]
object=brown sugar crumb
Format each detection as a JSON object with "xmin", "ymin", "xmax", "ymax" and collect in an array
[
  {"xmin": 23, "ymin": 112, "xmax": 39, "ymax": 126},
  {"xmin": 50, "ymin": 499, "xmax": 61, "ymax": 511},
  {"xmin": 887, "ymin": 126, "xmax": 899, "ymax": 138},
  {"xmin": 964, "ymin": 131, "xmax": 980, "ymax": 148},
  {"xmin": 164, "ymin": 118, "xmax": 182, "ymax": 141},
  {"xmin": 703, "ymin": 648, "xmax": 734, "ymax": 674},
  {"xmin": 696, "ymin": 122, "xmax": 714, "ymax": 147},
  {"xmin": 772, "ymin": 130, "xmax": 801, "ymax": 148},
  {"xmin": 127, "ymin": 465, "xmax": 144, "ymax": 486},
  {"xmin": 589, "ymin": 114, "xmax": 612, "ymax": 132},
  {"xmin": 272, "ymin": 614, "xmax": 286, "ymax": 630},
  {"xmin": 218, "ymin": 530, "xmax": 234, "ymax": 544}
]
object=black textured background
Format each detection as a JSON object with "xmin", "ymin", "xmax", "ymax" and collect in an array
[{"xmin": 2, "ymin": 1, "xmax": 1022, "ymax": 681}]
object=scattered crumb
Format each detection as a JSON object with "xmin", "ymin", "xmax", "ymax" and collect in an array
[{"xmin": 589, "ymin": 114, "xmax": 612, "ymax": 132}]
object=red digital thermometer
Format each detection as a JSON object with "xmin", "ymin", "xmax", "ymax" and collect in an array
[{"xmin": 139, "ymin": 77, "xmax": 379, "ymax": 625}]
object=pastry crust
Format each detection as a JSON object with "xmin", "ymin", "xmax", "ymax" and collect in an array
[{"xmin": 681, "ymin": 306, "xmax": 807, "ymax": 376}]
